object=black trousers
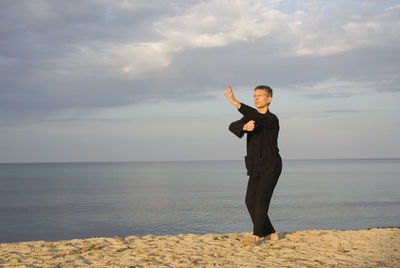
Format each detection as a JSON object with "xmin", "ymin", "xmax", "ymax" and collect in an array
[{"xmin": 245, "ymin": 162, "xmax": 282, "ymax": 237}]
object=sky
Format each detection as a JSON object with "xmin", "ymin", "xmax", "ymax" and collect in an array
[{"xmin": 0, "ymin": 0, "xmax": 399, "ymax": 163}]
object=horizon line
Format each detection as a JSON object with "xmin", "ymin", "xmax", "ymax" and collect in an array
[{"xmin": 1, "ymin": 157, "xmax": 399, "ymax": 165}]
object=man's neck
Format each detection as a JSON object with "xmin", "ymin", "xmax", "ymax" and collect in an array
[{"xmin": 258, "ymin": 106, "xmax": 269, "ymax": 114}]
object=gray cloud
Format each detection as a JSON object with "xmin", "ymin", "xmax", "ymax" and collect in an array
[
  {"xmin": 1, "ymin": 0, "xmax": 399, "ymax": 123},
  {"xmin": 301, "ymin": 93, "xmax": 353, "ymax": 99},
  {"xmin": 321, "ymin": 109, "xmax": 371, "ymax": 114}
]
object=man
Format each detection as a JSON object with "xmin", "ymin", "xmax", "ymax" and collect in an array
[{"xmin": 224, "ymin": 85, "xmax": 282, "ymax": 246}]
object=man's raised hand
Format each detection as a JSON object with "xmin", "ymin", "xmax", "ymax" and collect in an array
[{"xmin": 224, "ymin": 85, "xmax": 241, "ymax": 109}]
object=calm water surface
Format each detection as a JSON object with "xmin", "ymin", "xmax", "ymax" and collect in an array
[{"xmin": 0, "ymin": 159, "xmax": 399, "ymax": 242}]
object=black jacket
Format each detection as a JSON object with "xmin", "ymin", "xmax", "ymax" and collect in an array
[{"xmin": 229, "ymin": 103, "xmax": 282, "ymax": 176}]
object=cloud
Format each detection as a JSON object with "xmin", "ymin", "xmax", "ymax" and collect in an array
[
  {"xmin": 0, "ymin": 0, "xmax": 399, "ymax": 123},
  {"xmin": 62, "ymin": 42, "xmax": 173, "ymax": 78},
  {"xmin": 298, "ymin": 77, "xmax": 400, "ymax": 99},
  {"xmin": 301, "ymin": 92, "xmax": 352, "ymax": 99},
  {"xmin": 321, "ymin": 109, "xmax": 370, "ymax": 114},
  {"xmin": 155, "ymin": 0, "xmax": 285, "ymax": 49}
]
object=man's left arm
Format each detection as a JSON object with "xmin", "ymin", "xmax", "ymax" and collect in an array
[{"xmin": 229, "ymin": 117, "xmax": 247, "ymax": 138}]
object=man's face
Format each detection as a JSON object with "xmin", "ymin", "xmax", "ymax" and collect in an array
[{"xmin": 254, "ymin": 89, "xmax": 271, "ymax": 109}]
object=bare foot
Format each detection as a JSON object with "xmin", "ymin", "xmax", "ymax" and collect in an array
[
  {"xmin": 242, "ymin": 236, "xmax": 256, "ymax": 246},
  {"xmin": 270, "ymin": 232, "xmax": 279, "ymax": 241},
  {"xmin": 242, "ymin": 235, "xmax": 267, "ymax": 246},
  {"xmin": 254, "ymin": 235, "xmax": 267, "ymax": 243}
]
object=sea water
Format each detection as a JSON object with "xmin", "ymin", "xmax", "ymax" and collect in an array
[{"xmin": 0, "ymin": 159, "xmax": 399, "ymax": 243}]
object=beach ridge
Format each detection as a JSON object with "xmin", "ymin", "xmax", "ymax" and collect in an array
[{"xmin": 1, "ymin": 227, "xmax": 399, "ymax": 267}]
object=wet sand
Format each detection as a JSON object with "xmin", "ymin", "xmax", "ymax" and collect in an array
[{"xmin": 1, "ymin": 227, "xmax": 399, "ymax": 267}]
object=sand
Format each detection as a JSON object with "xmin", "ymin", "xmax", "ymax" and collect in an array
[{"xmin": 0, "ymin": 227, "xmax": 399, "ymax": 267}]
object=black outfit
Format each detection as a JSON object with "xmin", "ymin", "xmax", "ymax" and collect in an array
[{"xmin": 229, "ymin": 103, "xmax": 282, "ymax": 237}]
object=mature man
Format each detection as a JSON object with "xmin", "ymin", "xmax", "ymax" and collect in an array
[{"xmin": 224, "ymin": 85, "xmax": 282, "ymax": 246}]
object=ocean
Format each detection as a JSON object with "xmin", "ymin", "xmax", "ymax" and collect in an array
[{"xmin": 0, "ymin": 158, "xmax": 399, "ymax": 243}]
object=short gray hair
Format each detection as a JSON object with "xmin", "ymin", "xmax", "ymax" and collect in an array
[{"xmin": 254, "ymin": 85, "xmax": 273, "ymax": 97}]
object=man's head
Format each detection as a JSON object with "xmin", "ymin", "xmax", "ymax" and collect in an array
[{"xmin": 254, "ymin": 85, "xmax": 273, "ymax": 109}]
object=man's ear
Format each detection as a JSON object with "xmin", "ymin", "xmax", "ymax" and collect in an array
[{"xmin": 267, "ymin": 96, "xmax": 272, "ymax": 105}]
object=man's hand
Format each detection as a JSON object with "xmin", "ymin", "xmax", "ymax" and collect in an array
[
  {"xmin": 224, "ymin": 85, "xmax": 241, "ymax": 109},
  {"xmin": 243, "ymin": 120, "xmax": 255, "ymax": 131}
]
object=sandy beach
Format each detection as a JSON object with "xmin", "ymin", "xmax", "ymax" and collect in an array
[{"xmin": 0, "ymin": 227, "xmax": 398, "ymax": 267}]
